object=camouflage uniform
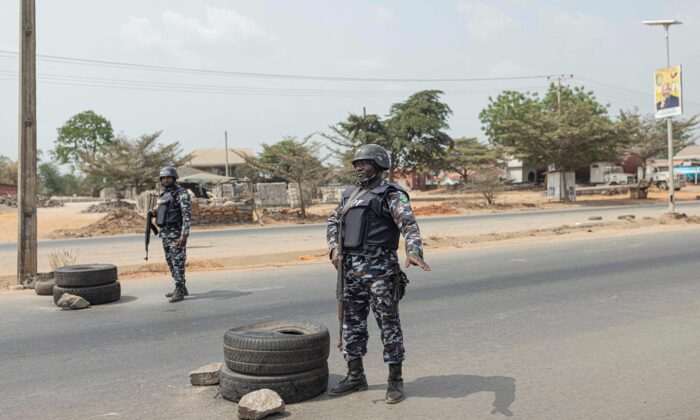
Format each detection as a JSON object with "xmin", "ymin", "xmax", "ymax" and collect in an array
[
  {"xmin": 159, "ymin": 185, "xmax": 191, "ymax": 288},
  {"xmin": 327, "ymin": 179, "xmax": 423, "ymax": 364}
]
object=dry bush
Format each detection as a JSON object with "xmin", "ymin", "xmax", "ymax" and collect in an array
[{"xmin": 48, "ymin": 248, "xmax": 80, "ymax": 271}]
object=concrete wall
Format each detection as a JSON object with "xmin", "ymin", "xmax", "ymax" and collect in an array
[{"xmin": 254, "ymin": 182, "xmax": 289, "ymax": 207}]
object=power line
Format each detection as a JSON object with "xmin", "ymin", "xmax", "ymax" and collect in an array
[
  {"xmin": 0, "ymin": 70, "xmax": 548, "ymax": 97},
  {"xmin": 0, "ymin": 49, "xmax": 556, "ymax": 83}
]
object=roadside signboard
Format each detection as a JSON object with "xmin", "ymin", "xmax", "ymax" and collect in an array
[{"xmin": 654, "ymin": 65, "xmax": 682, "ymax": 119}]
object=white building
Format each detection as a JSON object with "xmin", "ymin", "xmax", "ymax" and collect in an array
[{"xmin": 504, "ymin": 158, "xmax": 538, "ymax": 183}]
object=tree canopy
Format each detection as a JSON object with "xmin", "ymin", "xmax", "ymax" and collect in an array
[
  {"xmin": 480, "ymin": 84, "xmax": 622, "ymax": 172},
  {"xmin": 237, "ymin": 136, "xmax": 330, "ymax": 218},
  {"xmin": 322, "ymin": 90, "xmax": 453, "ymax": 181},
  {"xmin": 617, "ymin": 110, "xmax": 699, "ymax": 170},
  {"xmin": 79, "ymin": 131, "xmax": 189, "ymax": 192},
  {"xmin": 54, "ymin": 110, "xmax": 114, "ymax": 167},
  {"xmin": 440, "ymin": 137, "xmax": 501, "ymax": 181}
]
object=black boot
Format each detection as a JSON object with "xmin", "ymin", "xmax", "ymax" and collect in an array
[
  {"xmin": 329, "ymin": 359, "xmax": 368, "ymax": 397},
  {"xmin": 385, "ymin": 363, "xmax": 404, "ymax": 404},
  {"xmin": 165, "ymin": 285, "xmax": 188, "ymax": 298},
  {"xmin": 168, "ymin": 285, "xmax": 186, "ymax": 303}
]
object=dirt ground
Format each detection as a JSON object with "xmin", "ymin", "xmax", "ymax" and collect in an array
[
  {"xmin": 0, "ymin": 186, "xmax": 698, "ymax": 243},
  {"xmin": 0, "ymin": 202, "xmax": 103, "ymax": 242}
]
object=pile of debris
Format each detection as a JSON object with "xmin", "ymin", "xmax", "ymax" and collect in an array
[
  {"xmin": 49, "ymin": 208, "xmax": 145, "ymax": 238},
  {"xmin": 82, "ymin": 200, "xmax": 136, "ymax": 213},
  {"xmin": 261, "ymin": 207, "xmax": 327, "ymax": 223},
  {"xmin": 0, "ymin": 194, "xmax": 64, "ymax": 208}
]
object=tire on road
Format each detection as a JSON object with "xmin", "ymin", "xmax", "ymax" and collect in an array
[
  {"xmin": 53, "ymin": 281, "xmax": 121, "ymax": 305},
  {"xmin": 34, "ymin": 279, "xmax": 56, "ymax": 296},
  {"xmin": 218, "ymin": 363, "xmax": 328, "ymax": 404},
  {"xmin": 223, "ymin": 321, "xmax": 330, "ymax": 375},
  {"xmin": 55, "ymin": 264, "xmax": 118, "ymax": 288}
]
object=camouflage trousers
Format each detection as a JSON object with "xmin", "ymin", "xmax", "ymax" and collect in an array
[
  {"xmin": 161, "ymin": 227, "xmax": 186, "ymax": 287},
  {"xmin": 341, "ymin": 249, "xmax": 404, "ymax": 364}
]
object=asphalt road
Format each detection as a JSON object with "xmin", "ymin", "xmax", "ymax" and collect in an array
[
  {"xmin": 2, "ymin": 227, "xmax": 700, "ymax": 419},
  {"xmin": 3, "ymin": 200, "xmax": 700, "ymax": 275}
]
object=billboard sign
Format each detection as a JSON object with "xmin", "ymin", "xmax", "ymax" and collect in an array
[{"xmin": 654, "ymin": 65, "xmax": 682, "ymax": 119}]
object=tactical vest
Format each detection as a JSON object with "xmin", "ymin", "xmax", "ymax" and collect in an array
[
  {"xmin": 156, "ymin": 188, "xmax": 183, "ymax": 227},
  {"xmin": 340, "ymin": 182, "xmax": 408, "ymax": 253}
]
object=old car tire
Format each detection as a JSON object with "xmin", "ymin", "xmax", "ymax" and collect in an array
[
  {"xmin": 223, "ymin": 321, "xmax": 330, "ymax": 375},
  {"xmin": 34, "ymin": 279, "xmax": 56, "ymax": 296},
  {"xmin": 55, "ymin": 264, "xmax": 118, "ymax": 288},
  {"xmin": 53, "ymin": 281, "xmax": 121, "ymax": 305},
  {"xmin": 218, "ymin": 363, "xmax": 328, "ymax": 404}
]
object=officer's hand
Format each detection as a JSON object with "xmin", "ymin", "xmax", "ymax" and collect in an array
[
  {"xmin": 331, "ymin": 248, "xmax": 339, "ymax": 269},
  {"xmin": 405, "ymin": 253, "xmax": 431, "ymax": 271},
  {"xmin": 177, "ymin": 236, "xmax": 188, "ymax": 248}
]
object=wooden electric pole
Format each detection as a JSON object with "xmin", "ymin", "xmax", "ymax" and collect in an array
[
  {"xmin": 224, "ymin": 130, "xmax": 230, "ymax": 177},
  {"xmin": 547, "ymin": 74, "xmax": 574, "ymax": 113},
  {"xmin": 17, "ymin": 0, "xmax": 37, "ymax": 285}
]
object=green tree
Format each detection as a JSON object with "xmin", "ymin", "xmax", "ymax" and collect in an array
[
  {"xmin": 480, "ymin": 85, "xmax": 621, "ymax": 200},
  {"xmin": 321, "ymin": 113, "xmax": 390, "ymax": 182},
  {"xmin": 0, "ymin": 155, "xmax": 18, "ymax": 185},
  {"xmin": 440, "ymin": 137, "xmax": 501, "ymax": 182},
  {"xmin": 386, "ymin": 90, "xmax": 453, "ymax": 179},
  {"xmin": 237, "ymin": 136, "xmax": 330, "ymax": 218},
  {"xmin": 79, "ymin": 131, "xmax": 189, "ymax": 193},
  {"xmin": 55, "ymin": 110, "xmax": 114, "ymax": 167},
  {"xmin": 617, "ymin": 110, "xmax": 699, "ymax": 176},
  {"xmin": 38, "ymin": 161, "xmax": 64, "ymax": 196},
  {"xmin": 323, "ymin": 91, "xmax": 453, "ymax": 183}
]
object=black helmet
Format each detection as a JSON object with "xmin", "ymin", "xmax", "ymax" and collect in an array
[
  {"xmin": 159, "ymin": 166, "xmax": 179, "ymax": 180},
  {"xmin": 352, "ymin": 144, "xmax": 390, "ymax": 170}
]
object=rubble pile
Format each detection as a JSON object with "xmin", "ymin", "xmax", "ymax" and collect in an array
[
  {"xmin": 82, "ymin": 200, "xmax": 136, "ymax": 213},
  {"xmin": 261, "ymin": 207, "xmax": 326, "ymax": 223},
  {"xmin": 0, "ymin": 194, "xmax": 64, "ymax": 208},
  {"xmin": 190, "ymin": 198, "xmax": 254, "ymax": 226},
  {"xmin": 49, "ymin": 208, "xmax": 145, "ymax": 238}
]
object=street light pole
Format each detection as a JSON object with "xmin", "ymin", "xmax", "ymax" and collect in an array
[{"xmin": 643, "ymin": 19, "xmax": 682, "ymax": 214}]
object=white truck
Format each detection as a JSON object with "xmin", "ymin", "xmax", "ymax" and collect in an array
[
  {"xmin": 643, "ymin": 165, "xmax": 686, "ymax": 191},
  {"xmin": 590, "ymin": 163, "xmax": 636, "ymax": 185}
]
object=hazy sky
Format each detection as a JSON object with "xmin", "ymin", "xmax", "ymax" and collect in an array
[{"xmin": 1, "ymin": 0, "xmax": 699, "ymax": 161}]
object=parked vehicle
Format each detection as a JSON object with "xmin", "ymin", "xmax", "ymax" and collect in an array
[
  {"xmin": 644, "ymin": 165, "xmax": 686, "ymax": 191},
  {"xmin": 590, "ymin": 163, "xmax": 636, "ymax": 185}
]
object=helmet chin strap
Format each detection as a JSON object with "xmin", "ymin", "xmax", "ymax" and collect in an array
[{"xmin": 358, "ymin": 165, "xmax": 382, "ymax": 187}]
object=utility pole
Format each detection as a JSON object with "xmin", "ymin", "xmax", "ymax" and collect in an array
[
  {"xmin": 17, "ymin": 0, "xmax": 37, "ymax": 285},
  {"xmin": 547, "ymin": 74, "xmax": 574, "ymax": 113},
  {"xmin": 643, "ymin": 19, "xmax": 682, "ymax": 214},
  {"xmin": 224, "ymin": 130, "xmax": 230, "ymax": 177}
]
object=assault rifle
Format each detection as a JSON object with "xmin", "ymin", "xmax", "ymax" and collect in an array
[{"xmin": 144, "ymin": 194, "xmax": 159, "ymax": 260}]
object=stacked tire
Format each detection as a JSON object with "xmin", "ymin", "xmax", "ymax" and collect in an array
[
  {"xmin": 53, "ymin": 264, "xmax": 121, "ymax": 305},
  {"xmin": 219, "ymin": 321, "xmax": 330, "ymax": 404}
]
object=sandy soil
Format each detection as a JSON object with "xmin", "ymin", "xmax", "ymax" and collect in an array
[
  {"xmin": 0, "ymin": 186, "xmax": 698, "ymax": 243},
  {"xmin": 0, "ymin": 202, "xmax": 103, "ymax": 242}
]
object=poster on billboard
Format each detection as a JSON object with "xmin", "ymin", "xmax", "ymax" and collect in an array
[{"xmin": 654, "ymin": 65, "xmax": 682, "ymax": 119}]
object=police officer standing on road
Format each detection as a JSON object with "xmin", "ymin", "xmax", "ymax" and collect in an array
[
  {"xmin": 155, "ymin": 166, "xmax": 191, "ymax": 303},
  {"xmin": 327, "ymin": 144, "xmax": 431, "ymax": 404}
]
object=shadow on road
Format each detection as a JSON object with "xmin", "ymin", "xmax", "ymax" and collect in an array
[
  {"xmin": 187, "ymin": 289, "xmax": 253, "ymax": 301},
  {"xmin": 407, "ymin": 374, "xmax": 516, "ymax": 417}
]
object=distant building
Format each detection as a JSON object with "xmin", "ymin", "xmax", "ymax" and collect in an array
[
  {"xmin": 185, "ymin": 148, "xmax": 254, "ymax": 177},
  {"xmin": 392, "ymin": 172, "xmax": 433, "ymax": 190},
  {"xmin": 675, "ymin": 144, "xmax": 700, "ymax": 162},
  {"xmin": 504, "ymin": 158, "xmax": 539, "ymax": 183},
  {"xmin": 0, "ymin": 183, "xmax": 17, "ymax": 195}
]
